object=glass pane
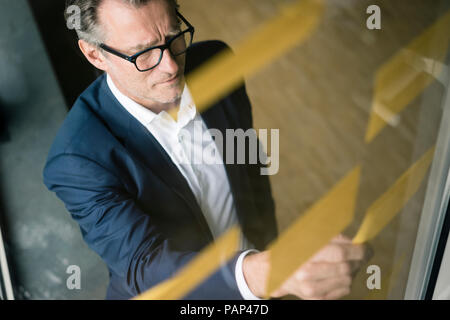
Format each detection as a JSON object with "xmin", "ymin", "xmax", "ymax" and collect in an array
[{"xmin": 183, "ymin": 0, "xmax": 450, "ymax": 300}]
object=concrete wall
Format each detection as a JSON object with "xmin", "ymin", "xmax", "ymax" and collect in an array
[{"xmin": 0, "ymin": 0, "xmax": 108, "ymax": 299}]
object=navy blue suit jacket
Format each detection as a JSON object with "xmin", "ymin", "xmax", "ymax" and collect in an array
[{"xmin": 43, "ymin": 41, "xmax": 278, "ymax": 300}]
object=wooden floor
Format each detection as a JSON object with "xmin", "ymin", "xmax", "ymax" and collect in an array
[{"xmin": 178, "ymin": 0, "xmax": 449, "ymax": 299}]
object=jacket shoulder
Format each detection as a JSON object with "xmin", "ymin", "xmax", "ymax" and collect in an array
[
  {"xmin": 185, "ymin": 40, "xmax": 232, "ymax": 74},
  {"xmin": 44, "ymin": 75, "xmax": 120, "ymax": 165}
]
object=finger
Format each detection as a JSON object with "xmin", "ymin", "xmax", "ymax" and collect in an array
[
  {"xmin": 299, "ymin": 275, "xmax": 352, "ymax": 299},
  {"xmin": 321, "ymin": 286, "xmax": 351, "ymax": 300},
  {"xmin": 295, "ymin": 261, "xmax": 353, "ymax": 281},
  {"xmin": 310, "ymin": 243, "xmax": 366, "ymax": 263},
  {"xmin": 331, "ymin": 234, "xmax": 352, "ymax": 244}
]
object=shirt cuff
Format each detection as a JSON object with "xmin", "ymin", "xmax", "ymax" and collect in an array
[{"xmin": 235, "ymin": 249, "xmax": 262, "ymax": 300}]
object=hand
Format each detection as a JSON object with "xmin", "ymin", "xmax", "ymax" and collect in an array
[{"xmin": 243, "ymin": 234, "xmax": 373, "ymax": 300}]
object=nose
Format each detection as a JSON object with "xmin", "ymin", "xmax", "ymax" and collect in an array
[{"xmin": 158, "ymin": 47, "xmax": 180, "ymax": 75}]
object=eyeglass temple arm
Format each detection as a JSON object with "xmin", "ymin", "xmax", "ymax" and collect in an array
[
  {"xmin": 176, "ymin": 10, "xmax": 194, "ymax": 30},
  {"xmin": 100, "ymin": 44, "xmax": 134, "ymax": 61}
]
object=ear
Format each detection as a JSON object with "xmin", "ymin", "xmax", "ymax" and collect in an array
[{"xmin": 78, "ymin": 39, "xmax": 108, "ymax": 71}]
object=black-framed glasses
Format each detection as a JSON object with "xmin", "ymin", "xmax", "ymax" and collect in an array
[{"xmin": 99, "ymin": 11, "xmax": 194, "ymax": 72}]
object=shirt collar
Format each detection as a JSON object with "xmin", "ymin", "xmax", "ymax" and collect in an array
[{"xmin": 106, "ymin": 73, "xmax": 197, "ymax": 128}]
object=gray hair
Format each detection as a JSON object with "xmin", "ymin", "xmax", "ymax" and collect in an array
[{"xmin": 65, "ymin": 0, "xmax": 179, "ymax": 45}]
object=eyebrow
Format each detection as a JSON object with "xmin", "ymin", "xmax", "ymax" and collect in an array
[{"xmin": 127, "ymin": 29, "xmax": 181, "ymax": 53}]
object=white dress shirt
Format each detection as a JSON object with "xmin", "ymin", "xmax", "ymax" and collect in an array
[{"xmin": 106, "ymin": 75, "xmax": 261, "ymax": 300}]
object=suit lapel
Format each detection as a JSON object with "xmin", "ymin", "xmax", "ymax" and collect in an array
[
  {"xmin": 126, "ymin": 117, "xmax": 207, "ymax": 222},
  {"xmin": 98, "ymin": 77, "xmax": 213, "ymax": 242}
]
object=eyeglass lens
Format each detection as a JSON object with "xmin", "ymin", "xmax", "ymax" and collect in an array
[{"xmin": 135, "ymin": 31, "xmax": 192, "ymax": 71}]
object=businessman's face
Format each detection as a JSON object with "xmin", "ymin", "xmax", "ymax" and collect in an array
[{"xmin": 98, "ymin": 0, "xmax": 185, "ymax": 111}]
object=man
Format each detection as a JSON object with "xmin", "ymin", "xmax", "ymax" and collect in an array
[{"xmin": 44, "ymin": 0, "xmax": 368, "ymax": 300}]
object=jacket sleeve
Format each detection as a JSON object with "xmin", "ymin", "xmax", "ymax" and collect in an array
[{"xmin": 43, "ymin": 153, "xmax": 244, "ymax": 299}]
